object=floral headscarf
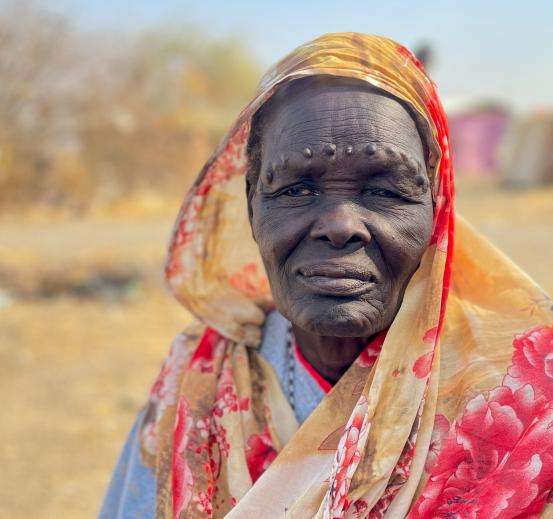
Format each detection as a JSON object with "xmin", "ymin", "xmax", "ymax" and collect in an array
[{"xmin": 140, "ymin": 33, "xmax": 553, "ymax": 517}]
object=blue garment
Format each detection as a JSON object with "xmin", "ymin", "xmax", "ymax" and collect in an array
[
  {"xmin": 99, "ymin": 410, "xmax": 156, "ymax": 519},
  {"xmin": 259, "ymin": 310, "xmax": 326, "ymax": 424},
  {"xmin": 99, "ymin": 311, "xmax": 325, "ymax": 517}
]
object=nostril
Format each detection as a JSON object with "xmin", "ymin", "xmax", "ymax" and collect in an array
[
  {"xmin": 311, "ymin": 218, "xmax": 371, "ymax": 248},
  {"xmin": 316, "ymin": 233, "xmax": 365, "ymax": 248}
]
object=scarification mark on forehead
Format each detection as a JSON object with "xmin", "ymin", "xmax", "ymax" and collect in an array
[
  {"xmin": 261, "ymin": 143, "xmax": 427, "ymax": 186},
  {"xmin": 265, "ymin": 102, "xmax": 425, "ymax": 165}
]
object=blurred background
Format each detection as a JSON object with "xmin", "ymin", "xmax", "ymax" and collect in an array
[{"xmin": 1, "ymin": 0, "xmax": 552, "ymax": 516}]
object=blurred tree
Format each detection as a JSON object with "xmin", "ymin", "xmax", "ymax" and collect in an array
[
  {"xmin": 78, "ymin": 24, "xmax": 260, "ymax": 200},
  {"xmin": 0, "ymin": 1, "xmax": 261, "ymax": 211},
  {"xmin": 0, "ymin": 0, "xmax": 80, "ymax": 206}
]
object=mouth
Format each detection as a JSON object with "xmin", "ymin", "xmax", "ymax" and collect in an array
[{"xmin": 296, "ymin": 262, "xmax": 376, "ymax": 296}]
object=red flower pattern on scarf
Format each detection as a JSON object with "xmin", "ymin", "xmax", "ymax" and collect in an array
[
  {"xmin": 356, "ymin": 331, "xmax": 386, "ymax": 369},
  {"xmin": 325, "ymin": 396, "xmax": 370, "ymax": 518},
  {"xmin": 212, "ymin": 359, "xmax": 250, "ymax": 418},
  {"xmin": 189, "ymin": 328, "xmax": 226, "ymax": 374},
  {"xmin": 411, "ymin": 325, "xmax": 553, "ymax": 518},
  {"xmin": 413, "ymin": 351, "xmax": 434, "ymax": 379},
  {"xmin": 504, "ymin": 325, "xmax": 553, "ymax": 400},
  {"xmin": 424, "ymin": 413, "xmax": 450, "ymax": 473},
  {"xmin": 142, "ymin": 333, "xmax": 191, "ymax": 456},
  {"xmin": 172, "ymin": 398, "xmax": 194, "ymax": 518},
  {"xmin": 245, "ymin": 428, "xmax": 278, "ymax": 483}
]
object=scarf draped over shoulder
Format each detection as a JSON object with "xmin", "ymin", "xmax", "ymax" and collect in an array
[{"xmin": 137, "ymin": 33, "xmax": 553, "ymax": 518}]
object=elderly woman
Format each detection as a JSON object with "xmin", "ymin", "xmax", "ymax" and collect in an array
[{"xmin": 101, "ymin": 34, "xmax": 553, "ymax": 518}]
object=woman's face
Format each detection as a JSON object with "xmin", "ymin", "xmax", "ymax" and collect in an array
[{"xmin": 249, "ymin": 78, "xmax": 433, "ymax": 337}]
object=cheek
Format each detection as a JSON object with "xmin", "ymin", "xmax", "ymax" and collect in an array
[
  {"xmin": 370, "ymin": 203, "xmax": 433, "ymax": 282},
  {"xmin": 251, "ymin": 197, "xmax": 308, "ymax": 276}
]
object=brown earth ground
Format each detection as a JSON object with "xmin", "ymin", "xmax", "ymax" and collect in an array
[{"xmin": 1, "ymin": 181, "xmax": 552, "ymax": 518}]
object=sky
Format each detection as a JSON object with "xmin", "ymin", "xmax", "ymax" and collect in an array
[{"xmin": 48, "ymin": 0, "xmax": 553, "ymax": 112}]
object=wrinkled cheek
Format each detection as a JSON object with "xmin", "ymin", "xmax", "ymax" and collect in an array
[
  {"xmin": 252, "ymin": 210, "xmax": 294, "ymax": 294},
  {"xmin": 255, "ymin": 217, "xmax": 282, "ymax": 264},
  {"xmin": 370, "ymin": 232, "xmax": 409, "ymax": 285},
  {"xmin": 254, "ymin": 199, "xmax": 308, "ymax": 261},
  {"xmin": 373, "ymin": 210, "xmax": 432, "ymax": 284},
  {"xmin": 387, "ymin": 239, "xmax": 420, "ymax": 283}
]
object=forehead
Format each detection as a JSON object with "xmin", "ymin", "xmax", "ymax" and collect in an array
[{"xmin": 260, "ymin": 77, "xmax": 424, "ymax": 162}]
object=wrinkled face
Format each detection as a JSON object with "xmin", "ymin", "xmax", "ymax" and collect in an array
[{"xmin": 248, "ymin": 78, "xmax": 433, "ymax": 337}]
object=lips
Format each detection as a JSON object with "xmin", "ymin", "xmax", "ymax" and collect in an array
[{"xmin": 297, "ymin": 263, "xmax": 375, "ymax": 296}]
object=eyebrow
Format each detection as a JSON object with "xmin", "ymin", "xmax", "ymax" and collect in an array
[
  {"xmin": 268, "ymin": 161, "xmax": 328, "ymax": 180},
  {"xmin": 357, "ymin": 151, "xmax": 421, "ymax": 176}
]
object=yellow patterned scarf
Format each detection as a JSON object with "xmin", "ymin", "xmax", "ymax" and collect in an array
[{"xmin": 139, "ymin": 33, "xmax": 553, "ymax": 518}]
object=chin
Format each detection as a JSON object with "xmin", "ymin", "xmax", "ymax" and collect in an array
[{"xmin": 285, "ymin": 299, "xmax": 385, "ymax": 338}]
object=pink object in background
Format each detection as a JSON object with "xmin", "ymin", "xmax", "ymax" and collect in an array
[{"xmin": 447, "ymin": 102, "xmax": 509, "ymax": 177}]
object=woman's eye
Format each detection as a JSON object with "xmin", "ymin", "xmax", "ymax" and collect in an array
[
  {"xmin": 363, "ymin": 187, "xmax": 398, "ymax": 198},
  {"xmin": 283, "ymin": 185, "xmax": 316, "ymax": 197}
]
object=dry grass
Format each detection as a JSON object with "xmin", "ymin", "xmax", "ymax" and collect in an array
[
  {"xmin": 0, "ymin": 210, "xmax": 189, "ymax": 518},
  {"xmin": 0, "ymin": 183, "xmax": 552, "ymax": 518}
]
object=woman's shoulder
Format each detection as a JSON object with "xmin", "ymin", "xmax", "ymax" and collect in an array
[{"xmin": 100, "ymin": 322, "xmax": 207, "ymax": 517}]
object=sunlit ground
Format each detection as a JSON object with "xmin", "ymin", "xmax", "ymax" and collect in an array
[{"xmin": 1, "ymin": 181, "xmax": 552, "ymax": 518}]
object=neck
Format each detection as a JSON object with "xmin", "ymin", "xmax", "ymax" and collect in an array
[{"xmin": 292, "ymin": 324, "xmax": 371, "ymax": 384}]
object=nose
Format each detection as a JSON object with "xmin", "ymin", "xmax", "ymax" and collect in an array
[{"xmin": 310, "ymin": 202, "xmax": 371, "ymax": 248}]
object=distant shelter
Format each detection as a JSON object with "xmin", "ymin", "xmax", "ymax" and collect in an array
[
  {"xmin": 499, "ymin": 111, "xmax": 553, "ymax": 188},
  {"xmin": 445, "ymin": 99, "xmax": 510, "ymax": 179}
]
